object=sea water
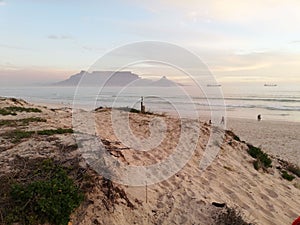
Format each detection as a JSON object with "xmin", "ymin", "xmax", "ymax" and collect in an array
[{"xmin": 0, "ymin": 83, "xmax": 299, "ymax": 122}]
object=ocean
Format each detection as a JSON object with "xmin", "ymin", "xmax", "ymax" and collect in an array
[{"xmin": 0, "ymin": 83, "xmax": 299, "ymax": 122}]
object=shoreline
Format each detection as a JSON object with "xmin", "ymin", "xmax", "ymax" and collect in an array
[
  {"xmin": 31, "ymin": 97, "xmax": 300, "ymax": 123},
  {"xmin": 0, "ymin": 96, "xmax": 299, "ymax": 224},
  {"xmin": 4, "ymin": 96, "xmax": 299, "ymax": 166}
]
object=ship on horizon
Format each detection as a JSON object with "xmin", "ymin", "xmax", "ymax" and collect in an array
[
  {"xmin": 207, "ymin": 84, "xmax": 222, "ymax": 87},
  {"xmin": 264, "ymin": 83, "xmax": 277, "ymax": 87}
]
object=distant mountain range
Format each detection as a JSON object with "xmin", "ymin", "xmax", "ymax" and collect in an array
[{"xmin": 53, "ymin": 71, "xmax": 181, "ymax": 87}]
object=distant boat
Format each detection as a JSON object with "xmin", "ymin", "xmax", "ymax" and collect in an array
[
  {"xmin": 264, "ymin": 84, "xmax": 277, "ymax": 87},
  {"xmin": 207, "ymin": 84, "xmax": 222, "ymax": 87}
]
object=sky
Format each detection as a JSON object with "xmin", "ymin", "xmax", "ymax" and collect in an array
[{"xmin": 1, "ymin": 0, "xmax": 300, "ymax": 85}]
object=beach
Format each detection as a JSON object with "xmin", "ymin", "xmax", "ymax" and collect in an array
[
  {"xmin": 227, "ymin": 118, "xmax": 300, "ymax": 167},
  {"xmin": 0, "ymin": 97, "xmax": 299, "ymax": 225}
]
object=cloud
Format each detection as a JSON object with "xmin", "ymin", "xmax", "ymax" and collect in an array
[
  {"xmin": 200, "ymin": 50, "xmax": 300, "ymax": 82},
  {"xmin": 0, "ymin": 44, "xmax": 30, "ymax": 50},
  {"xmin": 127, "ymin": 0, "xmax": 300, "ymax": 31},
  {"xmin": 0, "ymin": 0, "xmax": 6, "ymax": 6},
  {"xmin": 47, "ymin": 35, "xmax": 74, "ymax": 40}
]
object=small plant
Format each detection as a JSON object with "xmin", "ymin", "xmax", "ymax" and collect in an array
[
  {"xmin": 0, "ymin": 117, "xmax": 46, "ymax": 127},
  {"xmin": 3, "ymin": 129, "xmax": 34, "ymax": 143},
  {"xmin": 281, "ymin": 170, "xmax": 296, "ymax": 181},
  {"xmin": 247, "ymin": 144, "xmax": 262, "ymax": 158},
  {"xmin": 226, "ymin": 130, "xmax": 241, "ymax": 142},
  {"xmin": 253, "ymin": 160, "xmax": 261, "ymax": 171},
  {"xmin": 3, "ymin": 128, "xmax": 73, "ymax": 143},
  {"xmin": 0, "ymin": 108, "xmax": 17, "ymax": 116},
  {"xmin": 0, "ymin": 107, "xmax": 41, "ymax": 116},
  {"xmin": 286, "ymin": 164, "xmax": 300, "ymax": 177},
  {"xmin": 37, "ymin": 128, "xmax": 73, "ymax": 135},
  {"xmin": 117, "ymin": 107, "xmax": 154, "ymax": 115},
  {"xmin": 5, "ymin": 160, "xmax": 83, "ymax": 225},
  {"xmin": 214, "ymin": 206, "xmax": 254, "ymax": 225},
  {"xmin": 247, "ymin": 144, "xmax": 272, "ymax": 169},
  {"xmin": 4, "ymin": 106, "xmax": 42, "ymax": 113}
]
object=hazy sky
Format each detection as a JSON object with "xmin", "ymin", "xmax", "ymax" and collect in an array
[{"xmin": 1, "ymin": 0, "xmax": 300, "ymax": 85}]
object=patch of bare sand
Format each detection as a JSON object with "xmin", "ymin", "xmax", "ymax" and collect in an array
[
  {"xmin": 227, "ymin": 118, "xmax": 300, "ymax": 166},
  {"xmin": 76, "ymin": 108, "xmax": 300, "ymax": 225}
]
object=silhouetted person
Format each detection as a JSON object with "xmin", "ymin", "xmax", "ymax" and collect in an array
[
  {"xmin": 257, "ymin": 114, "xmax": 261, "ymax": 121},
  {"xmin": 220, "ymin": 116, "xmax": 225, "ymax": 124},
  {"xmin": 141, "ymin": 96, "xmax": 145, "ymax": 113}
]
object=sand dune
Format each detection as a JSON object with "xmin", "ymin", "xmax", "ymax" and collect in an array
[{"xmin": 0, "ymin": 98, "xmax": 299, "ymax": 225}]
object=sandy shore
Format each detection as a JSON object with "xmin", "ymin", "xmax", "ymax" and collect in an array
[
  {"xmin": 226, "ymin": 118, "xmax": 300, "ymax": 167},
  {"xmin": 0, "ymin": 97, "xmax": 299, "ymax": 225}
]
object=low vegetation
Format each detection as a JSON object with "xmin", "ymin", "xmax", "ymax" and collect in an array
[
  {"xmin": 0, "ymin": 108, "xmax": 17, "ymax": 116},
  {"xmin": 3, "ymin": 128, "xmax": 74, "ymax": 143},
  {"xmin": 214, "ymin": 206, "xmax": 254, "ymax": 225},
  {"xmin": 226, "ymin": 130, "xmax": 241, "ymax": 142},
  {"xmin": 117, "ymin": 107, "xmax": 154, "ymax": 115},
  {"xmin": 0, "ymin": 106, "xmax": 41, "ymax": 116},
  {"xmin": 286, "ymin": 164, "xmax": 300, "ymax": 178},
  {"xmin": 0, "ymin": 117, "xmax": 46, "ymax": 127},
  {"xmin": 37, "ymin": 128, "xmax": 74, "ymax": 135},
  {"xmin": 0, "ymin": 159, "xmax": 84, "ymax": 225},
  {"xmin": 281, "ymin": 170, "xmax": 296, "ymax": 181},
  {"xmin": 247, "ymin": 144, "xmax": 272, "ymax": 170},
  {"xmin": 3, "ymin": 129, "xmax": 35, "ymax": 143}
]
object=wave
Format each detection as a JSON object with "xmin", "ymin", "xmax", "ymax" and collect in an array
[{"xmin": 192, "ymin": 96, "xmax": 300, "ymax": 103}]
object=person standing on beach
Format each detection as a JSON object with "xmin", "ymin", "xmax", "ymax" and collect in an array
[
  {"xmin": 257, "ymin": 114, "xmax": 261, "ymax": 121},
  {"xmin": 220, "ymin": 116, "xmax": 225, "ymax": 124}
]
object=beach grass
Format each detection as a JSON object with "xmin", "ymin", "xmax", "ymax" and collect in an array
[
  {"xmin": 0, "ymin": 108, "xmax": 17, "ymax": 116},
  {"xmin": 37, "ymin": 128, "xmax": 74, "ymax": 135},
  {"xmin": 3, "ymin": 129, "xmax": 35, "ymax": 143},
  {"xmin": 247, "ymin": 144, "xmax": 272, "ymax": 170},
  {"xmin": 281, "ymin": 170, "xmax": 296, "ymax": 181},
  {"xmin": 0, "ymin": 117, "xmax": 47, "ymax": 127},
  {"xmin": 0, "ymin": 106, "xmax": 42, "ymax": 116},
  {"xmin": 3, "ymin": 128, "xmax": 74, "ymax": 143},
  {"xmin": 286, "ymin": 164, "xmax": 300, "ymax": 177}
]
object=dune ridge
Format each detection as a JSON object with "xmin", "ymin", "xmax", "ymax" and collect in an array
[{"xmin": 0, "ymin": 97, "xmax": 299, "ymax": 225}]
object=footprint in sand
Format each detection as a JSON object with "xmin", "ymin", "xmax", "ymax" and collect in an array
[
  {"xmin": 185, "ymin": 188, "xmax": 196, "ymax": 198},
  {"xmin": 265, "ymin": 188, "xmax": 279, "ymax": 198},
  {"xmin": 259, "ymin": 193, "xmax": 271, "ymax": 202}
]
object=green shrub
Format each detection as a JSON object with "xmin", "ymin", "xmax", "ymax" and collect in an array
[
  {"xmin": 226, "ymin": 130, "xmax": 241, "ymax": 142},
  {"xmin": 247, "ymin": 144, "xmax": 262, "ymax": 158},
  {"xmin": 286, "ymin": 164, "xmax": 300, "ymax": 177},
  {"xmin": 247, "ymin": 144, "xmax": 272, "ymax": 169},
  {"xmin": 0, "ymin": 107, "xmax": 41, "ymax": 116},
  {"xmin": 3, "ymin": 129, "xmax": 34, "ymax": 143},
  {"xmin": 4, "ymin": 106, "xmax": 42, "ymax": 113},
  {"xmin": 233, "ymin": 135, "xmax": 241, "ymax": 142},
  {"xmin": 0, "ymin": 117, "xmax": 46, "ymax": 127},
  {"xmin": 281, "ymin": 171, "xmax": 296, "ymax": 181},
  {"xmin": 5, "ymin": 160, "xmax": 83, "ymax": 225},
  {"xmin": 0, "ymin": 108, "xmax": 17, "ymax": 116},
  {"xmin": 37, "ymin": 128, "xmax": 73, "ymax": 135},
  {"xmin": 3, "ymin": 128, "xmax": 73, "ymax": 143},
  {"xmin": 253, "ymin": 160, "xmax": 261, "ymax": 171}
]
